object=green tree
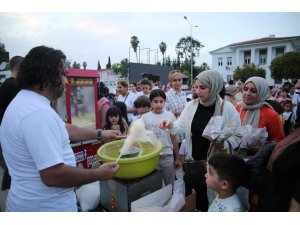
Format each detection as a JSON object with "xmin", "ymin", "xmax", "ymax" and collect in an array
[
  {"xmin": 165, "ymin": 56, "xmax": 171, "ymax": 66},
  {"xmin": 175, "ymin": 36, "xmax": 203, "ymax": 64},
  {"xmin": 82, "ymin": 62, "xmax": 87, "ymax": 69},
  {"xmin": 269, "ymin": 51, "xmax": 300, "ymax": 80},
  {"xmin": 0, "ymin": 40, "xmax": 5, "ymax": 52},
  {"xmin": 193, "ymin": 63, "xmax": 210, "ymax": 78},
  {"xmin": 0, "ymin": 40, "xmax": 9, "ymax": 69},
  {"xmin": 112, "ymin": 58, "xmax": 129, "ymax": 78},
  {"xmin": 72, "ymin": 61, "xmax": 81, "ymax": 68},
  {"xmin": 130, "ymin": 36, "xmax": 140, "ymax": 63},
  {"xmin": 66, "ymin": 60, "xmax": 71, "ymax": 68},
  {"xmin": 159, "ymin": 42, "xmax": 167, "ymax": 65},
  {"xmin": 106, "ymin": 56, "xmax": 111, "ymax": 69},
  {"xmin": 233, "ymin": 63, "xmax": 265, "ymax": 81},
  {"xmin": 97, "ymin": 60, "xmax": 101, "ymax": 70}
]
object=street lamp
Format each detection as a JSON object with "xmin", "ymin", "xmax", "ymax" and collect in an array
[{"xmin": 184, "ymin": 16, "xmax": 198, "ymax": 87}]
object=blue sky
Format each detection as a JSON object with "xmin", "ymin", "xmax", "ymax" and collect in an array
[{"xmin": 1, "ymin": 3, "xmax": 300, "ymax": 71}]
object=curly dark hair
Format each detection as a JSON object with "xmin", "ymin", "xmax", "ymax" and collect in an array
[{"xmin": 17, "ymin": 46, "xmax": 66, "ymax": 92}]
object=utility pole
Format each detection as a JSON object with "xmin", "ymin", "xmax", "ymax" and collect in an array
[{"xmin": 184, "ymin": 16, "xmax": 198, "ymax": 87}]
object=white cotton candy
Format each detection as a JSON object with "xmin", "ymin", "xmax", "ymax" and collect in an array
[{"xmin": 118, "ymin": 118, "xmax": 155, "ymax": 157}]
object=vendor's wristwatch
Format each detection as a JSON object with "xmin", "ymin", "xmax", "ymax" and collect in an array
[{"xmin": 97, "ymin": 129, "xmax": 102, "ymax": 138}]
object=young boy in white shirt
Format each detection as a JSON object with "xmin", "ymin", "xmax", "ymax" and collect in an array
[{"xmin": 205, "ymin": 154, "xmax": 249, "ymax": 212}]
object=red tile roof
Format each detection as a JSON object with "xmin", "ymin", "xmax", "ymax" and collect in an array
[{"xmin": 229, "ymin": 36, "xmax": 300, "ymax": 46}]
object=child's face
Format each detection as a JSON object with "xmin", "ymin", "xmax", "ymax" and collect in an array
[
  {"xmin": 284, "ymin": 103, "xmax": 293, "ymax": 112},
  {"xmin": 151, "ymin": 96, "xmax": 165, "ymax": 114},
  {"xmin": 205, "ymin": 165, "xmax": 223, "ymax": 192},
  {"xmin": 108, "ymin": 115, "xmax": 119, "ymax": 125},
  {"xmin": 130, "ymin": 84, "xmax": 136, "ymax": 92},
  {"xmin": 191, "ymin": 84, "xmax": 198, "ymax": 94},
  {"xmin": 141, "ymin": 84, "xmax": 151, "ymax": 95},
  {"xmin": 137, "ymin": 106, "xmax": 150, "ymax": 116},
  {"xmin": 280, "ymin": 91, "xmax": 287, "ymax": 98}
]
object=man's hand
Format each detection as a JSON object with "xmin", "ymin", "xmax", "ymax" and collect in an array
[
  {"xmin": 98, "ymin": 162, "xmax": 119, "ymax": 180},
  {"xmin": 101, "ymin": 130, "xmax": 121, "ymax": 140}
]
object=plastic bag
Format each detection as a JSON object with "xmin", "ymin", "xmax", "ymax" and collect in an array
[
  {"xmin": 161, "ymin": 179, "xmax": 186, "ymax": 212},
  {"xmin": 202, "ymin": 116, "xmax": 224, "ymax": 141},
  {"xmin": 75, "ymin": 181, "xmax": 100, "ymax": 211},
  {"xmin": 239, "ymin": 125, "xmax": 268, "ymax": 150},
  {"xmin": 132, "ymin": 179, "xmax": 186, "ymax": 212}
]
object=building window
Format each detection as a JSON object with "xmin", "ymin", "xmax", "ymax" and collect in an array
[
  {"xmin": 218, "ymin": 57, "xmax": 223, "ymax": 66},
  {"xmin": 276, "ymin": 47, "xmax": 285, "ymax": 57},
  {"xmin": 227, "ymin": 57, "xmax": 232, "ymax": 66},
  {"xmin": 259, "ymin": 49, "xmax": 267, "ymax": 65},
  {"xmin": 244, "ymin": 51, "xmax": 251, "ymax": 65},
  {"xmin": 226, "ymin": 75, "xmax": 232, "ymax": 82}
]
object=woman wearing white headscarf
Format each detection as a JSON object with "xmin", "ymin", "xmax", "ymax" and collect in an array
[
  {"xmin": 159, "ymin": 70, "xmax": 242, "ymax": 211},
  {"xmin": 236, "ymin": 76, "xmax": 284, "ymax": 156}
]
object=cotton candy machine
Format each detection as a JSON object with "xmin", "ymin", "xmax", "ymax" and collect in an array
[{"xmin": 97, "ymin": 139, "xmax": 163, "ymax": 211}]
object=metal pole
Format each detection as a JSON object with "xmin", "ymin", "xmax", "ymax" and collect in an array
[
  {"xmin": 138, "ymin": 46, "xmax": 140, "ymax": 63},
  {"xmin": 184, "ymin": 16, "xmax": 198, "ymax": 87},
  {"xmin": 129, "ymin": 47, "xmax": 131, "ymax": 63},
  {"xmin": 140, "ymin": 48, "xmax": 150, "ymax": 64},
  {"xmin": 139, "ymin": 46, "xmax": 140, "ymax": 63},
  {"xmin": 190, "ymin": 26, "xmax": 193, "ymax": 87}
]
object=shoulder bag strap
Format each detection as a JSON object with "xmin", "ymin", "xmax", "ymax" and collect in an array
[
  {"xmin": 220, "ymin": 100, "xmax": 225, "ymax": 116},
  {"xmin": 123, "ymin": 93, "xmax": 129, "ymax": 103}
]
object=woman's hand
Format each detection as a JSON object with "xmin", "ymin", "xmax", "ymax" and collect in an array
[
  {"xmin": 158, "ymin": 120, "xmax": 173, "ymax": 130},
  {"xmin": 174, "ymin": 155, "xmax": 184, "ymax": 168}
]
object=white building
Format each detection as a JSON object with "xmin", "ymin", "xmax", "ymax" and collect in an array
[{"xmin": 210, "ymin": 35, "xmax": 300, "ymax": 85}]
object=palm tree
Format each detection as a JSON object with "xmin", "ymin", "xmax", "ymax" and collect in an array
[
  {"xmin": 130, "ymin": 36, "xmax": 140, "ymax": 63},
  {"xmin": 159, "ymin": 42, "xmax": 167, "ymax": 65}
]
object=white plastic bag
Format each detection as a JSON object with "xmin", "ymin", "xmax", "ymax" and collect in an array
[
  {"xmin": 202, "ymin": 116, "xmax": 224, "ymax": 141},
  {"xmin": 132, "ymin": 179, "xmax": 186, "ymax": 212},
  {"xmin": 239, "ymin": 125, "xmax": 268, "ymax": 149},
  {"xmin": 161, "ymin": 179, "xmax": 186, "ymax": 212},
  {"xmin": 75, "ymin": 181, "xmax": 100, "ymax": 211}
]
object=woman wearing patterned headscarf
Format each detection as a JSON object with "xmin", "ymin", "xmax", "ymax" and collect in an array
[
  {"xmin": 159, "ymin": 70, "xmax": 242, "ymax": 211},
  {"xmin": 236, "ymin": 76, "xmax": 284, "ymax": 156}
]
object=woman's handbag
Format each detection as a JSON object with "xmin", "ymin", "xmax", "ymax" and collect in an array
[{"xmin": 182, "ymin": 161, "xmax": 207, "ymax": 186}]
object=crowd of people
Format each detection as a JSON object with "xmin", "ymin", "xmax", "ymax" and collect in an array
[{"xmin": 0, "ymin": 45, "xmax": 300, "ymax": 212}]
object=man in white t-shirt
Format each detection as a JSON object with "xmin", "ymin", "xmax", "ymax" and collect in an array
[{"xmin": 0, "ymin": 46, "xmax": 119, "ymax": 212}]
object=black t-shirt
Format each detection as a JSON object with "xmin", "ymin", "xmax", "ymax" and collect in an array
[
  {"xmin": 0, "ymin": 77, "xmax": 20, "ymax": 124},
  {"xmin": 191, "ymin": 103, "xmax": 215, "ymax": 160}
]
